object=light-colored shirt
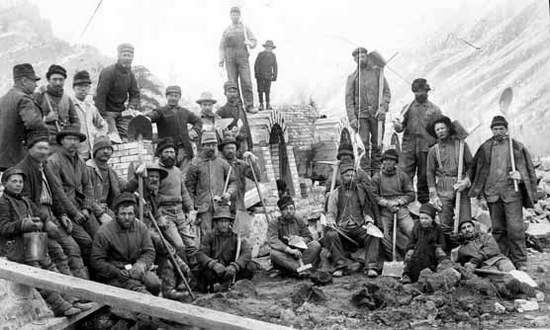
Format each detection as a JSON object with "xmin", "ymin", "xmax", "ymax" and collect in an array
[{"xmin": 73, "ymin": 96, "xmax": 108, "ymax": 159}]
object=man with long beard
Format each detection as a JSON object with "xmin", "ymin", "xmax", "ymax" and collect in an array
[
  {"xmin": 186, "ymin": 131, "xmax": 236, "ymax": 241},
  {"xmin": 393, "ymin": 78, "xmax": 442, "ymax": 203}
]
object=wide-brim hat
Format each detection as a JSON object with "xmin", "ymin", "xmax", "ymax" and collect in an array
[
  {"xmin": 56, "ymin": 124, "xmax": 86, "ymax": 144},
  {"xmin": 13, "ymin": 63, "xmax": 40, "ymax": 81},
  {"xmin": 458, "ymin": 218, "xmax": 476, "ymax": 231},
  {"xmin": 426, "ymin": 115, "xmax": 456, "ymax": 139},
  {"xmin": 263, "ymin": 40, "xmax": 276, "ymax": 49},
  {"xmin": 146, "ymin": 162, "xmax": 168, "ymax": 180},
  {"xmin": 196, "ymin": 91, "xmax": 217, "ymax": 104}
]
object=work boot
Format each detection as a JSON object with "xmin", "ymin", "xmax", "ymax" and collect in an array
[
  {"xmin": 366, "ymin": 269, "xmax": 378, "ymax": 278},
  {"xmin": 73, "ymin": 301, "xmax": 95, "ymax": 311},
  {"xmin": 45, "ymin": 292, "xmax": 82, "ymax": 317},
  {"xmin": 164, "ymin": 288, "xmax": 191, "ymax": 302},
  {"xmin": 401, "ymin": 274, "xmax": 412, "ymax": 284},
  {"xmin": 258, "ymin": 103, "xmax": 264, "ymax": 110},
  {"xmin": 246, "ymin": 105, "xmax": 258, "ymax": 114},
  {"xmin": 266, "ymin": 103, "xmax": 272, "ymax": 110}
]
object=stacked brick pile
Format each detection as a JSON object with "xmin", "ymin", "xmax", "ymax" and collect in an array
[{"xmin": 107, "ymin": 141, "xmax": 154, "ymax": 179}]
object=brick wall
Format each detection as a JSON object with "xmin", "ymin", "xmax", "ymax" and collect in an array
[{"xmin": 108, "ymin": 141, "xmax": 154, "ymax": 179}]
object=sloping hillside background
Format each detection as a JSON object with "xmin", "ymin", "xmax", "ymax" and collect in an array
[{"xmin": 0, "ymin": 1, "xmax": 165, "ymax": 110}]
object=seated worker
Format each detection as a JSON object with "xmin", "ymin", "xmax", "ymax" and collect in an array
[
  {"xmin": 371, "ymin": 149, "xmax": 415, "ymax": 259},
  {"xmin": 401, "ymin": 203, "xmax": 447, "ymax": 283},
  {"xmin": 456, "ymin": 219, "xmax": 515, "ymax": 272},
  {"xmin": 0, "ymin": 167, "xmax": 93, "ymax": 316},
  {"xmin": 268, "ymin": 196, "xmax": 321, "ymax": 276},
  {"xmin": 126, "ymin": 162, "xmax": 193, "ymax": 301},
  {"xmin": 323, "ymin": 161, "xmax": 383, "ymax": 277},
  {"xmin": 196, "ymin": 205, "xmax": 254, "ymax": 292},
  {"xmin": 90, "ymin": 192, "xmax": 161, "ymax": 295}
]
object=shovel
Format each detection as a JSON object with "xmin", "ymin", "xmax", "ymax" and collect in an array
[
  {"xmin": 474, "ymin": 268, "xmax": 537, "ymax": 288},
  {"xmin": 128, "ymin": 115, "xmax": 152, "ymax": 223},
  {"xmin": 287, "ymin": 235, "xmax": 313, "ymax": 274},
  {"xmin": 382, "ymin": 213, "xmax": 404, "ymax": 277}
]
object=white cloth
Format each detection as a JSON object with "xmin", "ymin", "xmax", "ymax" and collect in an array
[{"xmin": 73, "ymin": 96, "xmax": 108, "ymax": 159}]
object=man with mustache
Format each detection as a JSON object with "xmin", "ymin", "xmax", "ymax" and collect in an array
[
  {"xmin": 393, "ymin": 78, "xmax": 442, "ymax": 204},
  {"xmin": 426, "ymin": 116, "xmax": 473, "ymax": 252},
  {"xmin": 91, "ymin": 192, "xmax": 160, "ymax": 294},
  {"xmin": 34, "ymin": 64, "xmax": 80, "ymax": 143},
  {"xmin": 186, "ymin": 131, "xmax": 236, "ymax": 240},
  {"xmin": 72, "ymin": 70, "xmax": 108, "ymax": 160},
  {"xmin": 371, "ymin": 149, "xmax": 415, "ymax": 259},
  {"xmin": 0, "ymin": 63, "xmax": 46, "ymax": 171},
  {"xmin": 345, "ymin": 47, "xmax": 391, "ymax": 174},
  {"xmin": 146, "ymin": 85, "xmax": 202, "ymax": 172},
  {"xmin": 47, "ymin": 124, "xmax": 101, "ymax": 264},
  {"xmin": 217, "ymin": 81, "xmax": 252, "ymax": 153},
  {"xmin": 95, "ymin": 43, "xmax": 140, "ymax": 141},
  {"xmin": 149, "ymin": 138, "xmax": 197, "ymax": 260},
  {"xmin": 469, "ymin": 116, "xmax": 537, "ymax": 271},
  {"xmin": 219, "ymin": 136, "xmax": 259, "ymax": 213}
]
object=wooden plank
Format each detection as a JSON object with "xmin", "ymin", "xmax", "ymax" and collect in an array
[
  {"xmin": 21, "ymin": 304, "xmax": 105, "ymax": 330},
  {"xmin": 0, "ymin": 259, "xmax": 289, "ymax": 330}
]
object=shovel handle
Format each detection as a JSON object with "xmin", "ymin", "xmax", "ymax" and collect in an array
[
  {"xmin": 392, "ymin": 213, "xmax": 397, "ymax": 262},
  {"xmin": 453, "ymin": 140, "xmax": 465, "ymax": 234}
]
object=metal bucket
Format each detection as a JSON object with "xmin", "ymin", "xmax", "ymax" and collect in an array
[{"xmin": 23, "ymin": 232, "xmax": 48, "ymax": 262}]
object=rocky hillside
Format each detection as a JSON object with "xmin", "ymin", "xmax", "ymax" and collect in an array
[
  {"xmin": 385, "ymin": 0, "xmax": 550, "ymax": 154},
  {"xmin": 0, "ymin": 0, "xmax": 164, "ymax": 110}
]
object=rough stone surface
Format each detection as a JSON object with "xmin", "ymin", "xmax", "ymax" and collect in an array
[{"xmin": 0, "ymin": 278, "xmax": 53, "ymax": 329}]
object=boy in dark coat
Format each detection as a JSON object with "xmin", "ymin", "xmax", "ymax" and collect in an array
[
  {"xmin": 401, "ymin": 203, "xmax": 447, "ymax": 283},
  {"xmin": 254, "ymin": 40, "xmax": 278, "ymax": 110},
  {"xmin": 196, "ymin": 205, "xmax": 254, "ymax": 292}
]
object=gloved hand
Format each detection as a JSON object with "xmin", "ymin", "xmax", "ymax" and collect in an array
[
  {"xmin": 464, "ymin": 262, "xmax": 476, "ymax": 272},
  {"xmin": 188, "ymin": 129, "xmax": 199, "ymax": 140},
  {"xmin": 429, "ymin": 189, "xmax": 443, "ymax": 210},
  {"xmin": 118, "ymin": 269, "xmax": 130, "ymax": 279},
  {"xmin": 211, "ymin": 262, "xmax": 226, "ymax": 276},
  {"xmin": 74, "ymin": 212, "xmax": 87, "ymax": 225},
  {"xmin": 59, "ymin": 215, "xmax": 73, "ymax": 234},
  {"xmin": 129, "ymin": 262, "xmax": 146, "ymax": 280},
  {"xmin": 187, "ymin": 210, "xmax": 197, "ymax": 224},
  {"xmin": 99, "ymin": 213, "xmax": 113, "ymax": 224},
  {"xmin": 20, "ymin": 217, "xmax": 43, "ymax": 232},
  {"xmin": 453, "ymin": 178, "xmax": 470, "ymax": 192},
  {"xmin": 44, "ymin": 219, "xmax": 62, "ymax": 239},
  {"xmin": 224, "ymin": 264, "xmax": 238, "ymax": 280},
  {"xmin": 350, "ymin": 119, "xmax": 358, "ymax": 132},
  {"xmin": 242, "ymin": 151, "xmax": 257, "ymax": 162},
  {"xmin": 175, "ymin": 255, "xmax": 191, "ymax": 277},
  {"xmin": 44, "ymin": 111, "xmax": 59, "ymax": 123},
  {"xmin": 404, "ymin": 249, "xmax": 414, "ymax": 262},
  {"xmin": 286, "ymin": 248, "xmax": 302, "ymax": 259},
  {"xmin": 509, "ymin": 170, "xmax": 521, "ymax": 181},
  {"xmin": 220, "ymin": 192, "xmax": 231, "ymax": 203}
]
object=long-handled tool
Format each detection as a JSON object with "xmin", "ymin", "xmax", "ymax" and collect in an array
[
  {"xmin": 128, "ymin": 115, "xmax": 152, "ymax": 223},
  {"xmin": 147, "ymin": 210, "xmax": 195, "ymax": 300},
  {"xmin": 247, "ymin": 158, "xmax": 270, "ymax": 221},
  {"xmin": 452, "ymin": 119, "xmax": 470, "ymax": 234},
  {"xmin": 382, "ymin": 213, "xmax": 404, "ymax": 277},
  {"xmin": 498, "ymin": 87, "xmax": 518, "ymax": 192},
  {"xmin": 474, "ymin": 268, "xmax": 537, "ymax": 288}
]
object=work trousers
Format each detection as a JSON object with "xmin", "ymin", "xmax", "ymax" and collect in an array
[
  {"xmin": 357, "ymin": 116, "xmax": 384, "ymax": 174},
  {"xmin": 257, "ymin": 78, "xmax": 272, "ymax": 106},
  {"xmin": 106, "ymin": 271, "xmax": 162, "ymax": 296},
  {"xmin": 323, "ymin": 225, "xmax": 382, "ymax": 270},
  {"xmin": 487, "ymin": 198, "xmax": 526, "ymax": 268},
  {"xmin": 270, "ymin": 241, "xmax": 322, "ymax": 274},
  {"xmin": 158, "ymin": 204, "xmax": 197, "ymax": 258},
  {"xmin": 439, "ymin": 192, "xmax": 472, "ymax": 252},
  {"xmin": 225, "ymin": 53, "xmax": 254, "ymax": 108},
  {"xmin": 400, "ymin": 148, "xmax": 429, "ymax": 203},
  {"xmin": 104, "ymin": 111, "xmax": 131, "ymax": 139},
  {"xmin": 379, "ymin": 207, "xmax": 414, "ymax": 259}
]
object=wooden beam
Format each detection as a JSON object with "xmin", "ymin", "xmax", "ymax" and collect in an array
[
  {"xmin": 0, "ymin": 259, "xmax": 289, "ymax": 330},
  {"xmin": 21, "ymin": 304, "xmax": 105, "ymax": 330}
]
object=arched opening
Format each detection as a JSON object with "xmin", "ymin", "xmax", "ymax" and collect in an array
[{"xmin": 269, "ymin": 123, "xmax": 294, "ymax": 197}]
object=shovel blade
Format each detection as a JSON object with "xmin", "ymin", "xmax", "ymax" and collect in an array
[
  {"xmin": 382, "ymin": 261, "xmax": 404, "ymax": 278},
  {"xmin": 366, "ymin": 224, "xmax": 384, "ymax": 238},
  {"xmin": 509, "ymin": 270, "xmax": 537, "ymax": 288}
]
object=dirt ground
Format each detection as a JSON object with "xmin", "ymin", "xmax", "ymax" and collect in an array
[{"xmin": 192, "ymin": 251, "xmax": 550, "ymax": 329}]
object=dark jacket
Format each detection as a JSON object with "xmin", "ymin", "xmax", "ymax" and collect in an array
[
  {"xmin": 47, "ymin": 149, "xmax": 97, "ymax": 212},
  {"xmin": 147, "ymin": 105, "xmax": 202, "ymax": 158},
  {"xmin": 326, "ymin": 182, "xmax": 381, "ymax": 227},
  {"xmin": 395, "ymin": 100, "xmax": 442, "ymax": 153},
  {"xmin": 94, "ymin": 63, "xmax": 140, "ymax": 114},
  {"xmin": 405, "ymin": 221, "xmax": 445, "ymax": 281},
  {"xmin": 16, "ymin": 155, "xmax": 79, "ymax": 218},
  {"xmin": 34, "ymin": 88, "xmax": 80, "ymax": 137},
  {"xmin": 0, "ymin": 86, "xmax": 46, "ymax": 170},
  {"xmin": 91, "ymin": 219, "xmax": 155, "ymax": 281},
  {"xmin": 86, "ymin": 159, "xmax": 124, "ymax": 215},
  {"xmin": 0, "ymin": 191, "xmax": 42, "ymax": 262},
  {"xmin": 197, "ymin": 229, "xmax": 251, "ymax": 270},
  {"xmin": 254, "ymin": 51, "xmax": 278, "ymax": 81},
  {"xmin": 457, "ymin": 231, "xmax": 506, "ymax": 267},
  {"xmin": 185, "ymin": 154, "xmax": 237, "ymax": 213},
  {"xmin": 468, "ymin": 137, "xmax": 537, "ymax": 208},
  {"xmin": 267, "ymin": 215, "xmax": 312, "ymax": 252}
]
